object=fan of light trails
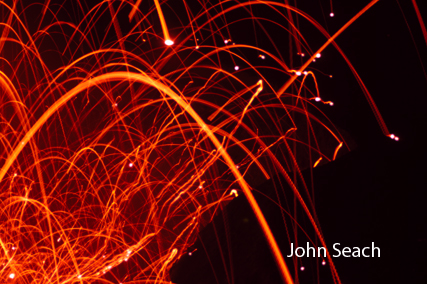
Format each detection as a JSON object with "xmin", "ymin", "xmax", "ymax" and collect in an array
[{"xmin": 0, "ymin": 0, "xmax": 396, "ymax": 283}]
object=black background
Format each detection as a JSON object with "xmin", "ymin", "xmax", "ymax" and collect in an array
[{"xmin": 171, "ymin": 0, "xmax": 427, "ymax": 283}]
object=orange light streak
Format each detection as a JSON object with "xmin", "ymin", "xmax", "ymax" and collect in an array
[
  {"xmin": 313, "ymin": 157, "xmax": 322, "ymax": 168},
  {"xmin": 154, "ymin": 0, "xmax": 173, "ymax": 45},
  {"xmin": 278, "ymin": 0, "xmax": 380, "ymax": 97}
]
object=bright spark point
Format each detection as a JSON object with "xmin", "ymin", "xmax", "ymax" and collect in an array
[
  {"xmin": 303, "ymin": 71, "xmax": 308, "ymax": 75},
  {"xmin": 129, "ymin": 163, "xmax": 133, "ymax": 167},
  {"xmin": 316, "ymin": 53, "xmax": 321, "ymax": 58},
  {"xmin": 259, "ymin": 54, "xmax": 265, "ymax": 59},
  {"xmin": 322, "ymin": 260, "xmax": 326, "ymax": 265},
  {"xmin": 234, "ymin": 66, "xmax": 239, "ymax": 71},
  {"xmin": 224, "ymin": 39, "xmax": 229, "ymax": 44},
  {"xmin": 188, "ymin": 252, "xmax": 192, "ymax": 256},
  {"xmin": 300, "ymin": 266, "xmax": 305, "ymax": 271},
  {"xmin": 390, "ymin": 134, "xmax": 395, "ymax": 139},
  {"xmin": 296, "ymin": 71, "xmax": 302, "ymax": 76},
  {"xmin": 329, "ymin": 102, "xmax": 334, "ymax": 106},
  {"xmin": 330, "ymin": 12, "xmax": 335, "ymax": 17},
  {"xmin": 9, "ymin": 273, "xmax": 15, "ymax": 279},
  {"xmin": 394, "ymin": 136, "xmax": 399, "ymax": 141},
  {"xmin": 315, "ymin": 97, "xmax": 321, "ymax": 102},
  {"xmin": 195, "ymin": 46, "xmax": 199, "ymax": 49},
  {"xmin": 165, "ymin": 39, "xmax": 174, "ymax": 46}
]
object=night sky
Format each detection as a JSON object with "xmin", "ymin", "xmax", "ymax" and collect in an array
[{"xmin": 171, "ymin": 0, "xmax": 427, "ymax": 283}]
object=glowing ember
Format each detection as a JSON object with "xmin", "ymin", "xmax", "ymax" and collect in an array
[{"xmin": 165, "ymin": 39, "xmax": 174, "ymax": 46}]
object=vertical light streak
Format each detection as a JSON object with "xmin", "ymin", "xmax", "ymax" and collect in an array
[{"xmin": 154, "ymin": 0, "xmax": 174, "ymax": 45}]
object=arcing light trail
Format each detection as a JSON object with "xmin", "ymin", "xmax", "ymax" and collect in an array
[{"xmin": 0, "ymin": 1, "xmax": 399, "ymax": 283}]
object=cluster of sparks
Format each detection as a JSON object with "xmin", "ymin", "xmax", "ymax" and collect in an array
[{"xmin": 0, "ymin": 0, "xmax": 404, "ymax": 283}]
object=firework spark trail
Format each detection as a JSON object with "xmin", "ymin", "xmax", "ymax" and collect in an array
[
  {"xmin": 410, "ymin": 0, "xmax": 427, "ymax": 48},
  {"xmin": 0, "ymin": 1, "xmax": 399, "ymax": 283}
]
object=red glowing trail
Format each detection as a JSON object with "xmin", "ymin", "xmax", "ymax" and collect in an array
[{"xmin": 411, "ymin": 0, "xmax": 427, "ymax": 48}]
